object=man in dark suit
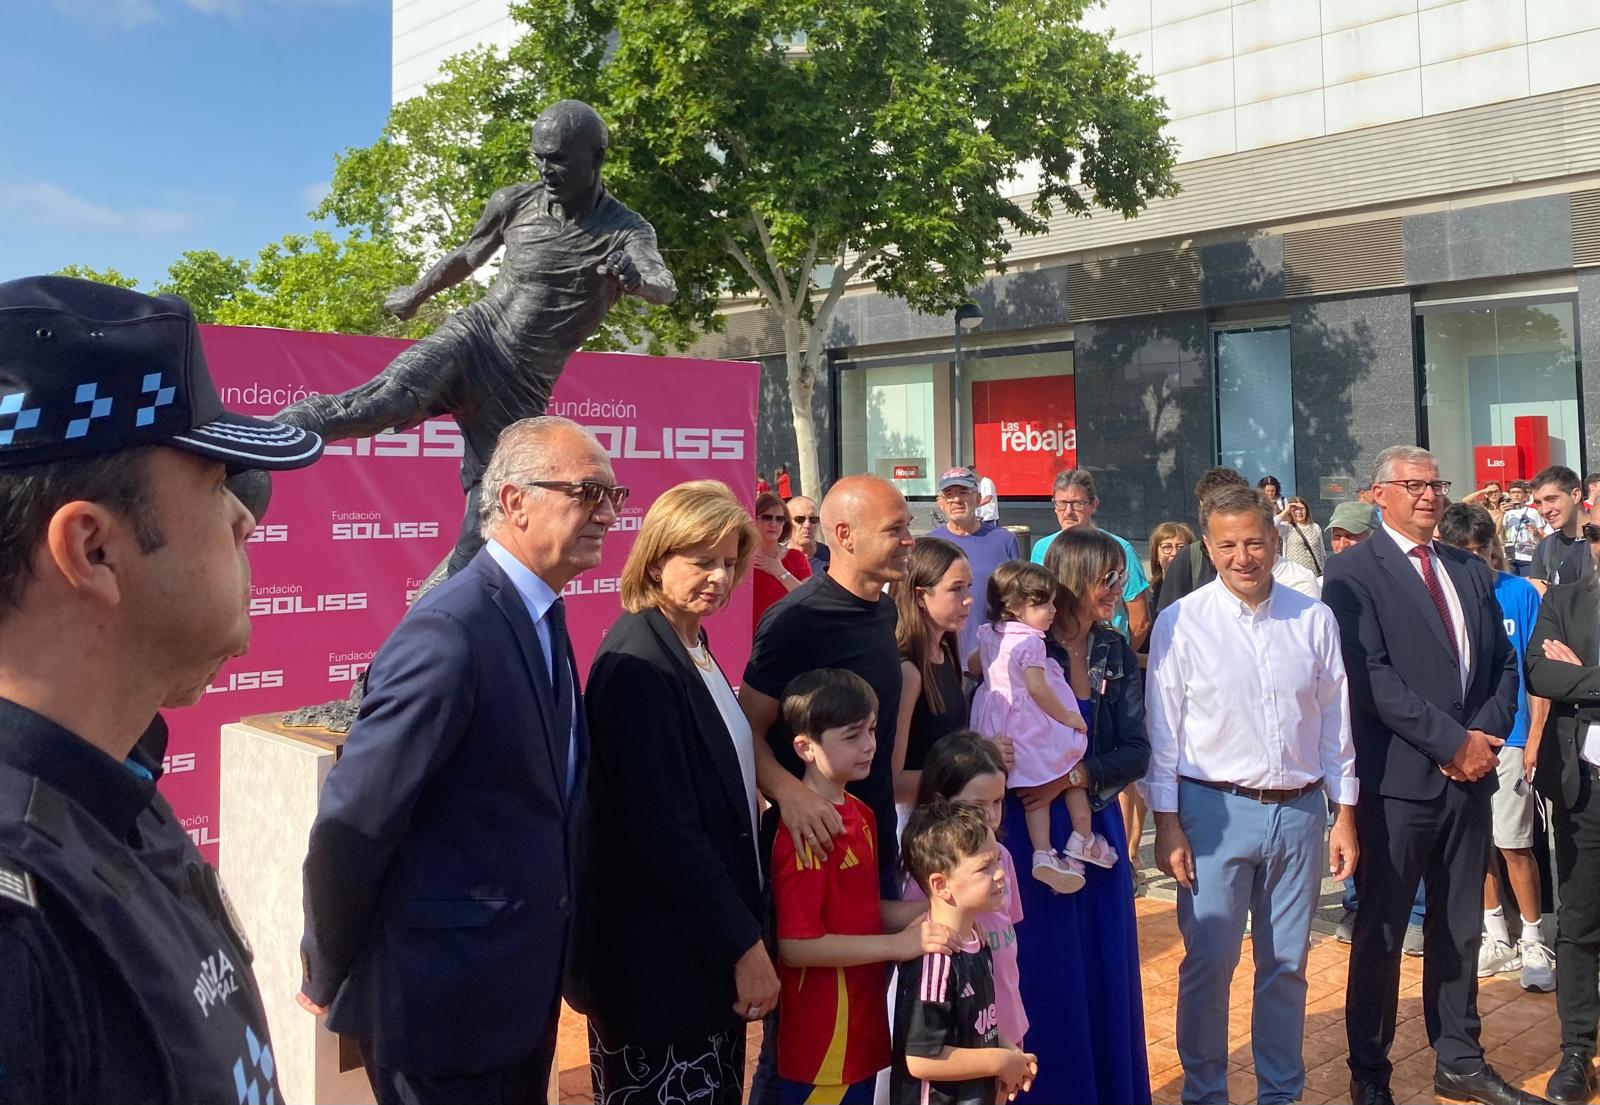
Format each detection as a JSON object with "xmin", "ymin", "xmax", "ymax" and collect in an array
[
  {"xmin": 299, "ymin": 415, "xmax": 622, "ymax": 1104},
  {"xmin": 1324, "ymin": 445, "xmax": 1532, "ymax": 1105},
  {"xmin": 1527, "ymin": 555, "xmax": 1600, "ymax": 1104}
]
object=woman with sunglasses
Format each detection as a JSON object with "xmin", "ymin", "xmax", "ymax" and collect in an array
[
  {"xmin": 751, "ymin": 490, "xmax": 811, "ymax": 628},
  {"xmin": 993, "ymin": 526, "xmax": 1153, "ymax": 1104}
]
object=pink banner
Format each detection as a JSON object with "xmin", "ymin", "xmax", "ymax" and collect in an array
[{"xmin": 162, "ymin": 325, "xmax": 758, "ymax": 861}]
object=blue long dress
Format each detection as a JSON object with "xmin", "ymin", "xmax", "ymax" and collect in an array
[{"xmin": 1000, "ymin": 695, "xmax": 1151, "ymax": 1105}]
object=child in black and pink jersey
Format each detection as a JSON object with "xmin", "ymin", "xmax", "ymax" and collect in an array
[{"xmin": 891, "ymin": 799, "xmax": 1038, "ymax": 1105}]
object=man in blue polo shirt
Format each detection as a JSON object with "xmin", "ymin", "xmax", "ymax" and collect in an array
[
  {"xmin": 1030, "ymin": 469, "xmax": 1150, "ymax": 648},
  {"xmin": 928, "ymin": 467, "xmax": 1018, "ymax": 665}
]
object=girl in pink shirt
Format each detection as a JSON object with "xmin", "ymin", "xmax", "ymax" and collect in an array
[
  {"xmin": 971, "ymin": 561, "xmax": 1115, "ymax": 893},
  {"xmin": 904, "ymin": 732, "xmax": 1029, "ymax": 1047}
]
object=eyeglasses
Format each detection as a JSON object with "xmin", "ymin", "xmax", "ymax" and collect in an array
[
  {"xmin": 1584, "ymin": 523, "xmax": 1600, "ymax": 543},
  {"xmin": 790, "ymin": 514, "xmax": 821, "ymax": 525},
  {"xmin": 1053, "ymin": 498, "xmax": 1093, "ymax": 512},
  {"xmin": 523, "ymin": 480, "xmax": 630, "ymax": 511},
  {"xmin": 1378, "ymin": 479, "xmax": 1452, "ymax": 498},
  {"xmin": 757, "ymin": 512, "xmax": 788, "ymax": 524},
  {"xmin": 1098, "ymin": 569, "xmax": 1126, "ymax": 591}
]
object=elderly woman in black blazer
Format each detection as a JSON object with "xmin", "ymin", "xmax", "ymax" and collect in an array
[{"xmin": 572, "ymin": 479, "xmax": 774, "ymax": 1105}]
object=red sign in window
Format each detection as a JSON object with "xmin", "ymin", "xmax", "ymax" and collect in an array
[
  {"xmin": 892, "ymin": 464, "xmax": 922, "ymax": 480},
  {"xmin": 972, "ymin": 376, "xmax": 1077, "ymax": 495}
]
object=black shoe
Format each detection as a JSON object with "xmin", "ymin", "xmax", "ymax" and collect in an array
[
  {"xmin": 1350, "ymin": 1078, "xmax": 1396, "ymax": 1105},
  {"xmin": 1435, "ymin": 1063, "xmax": 1549, "ymax": 1104},
  {"xmin": 1548, "ymin": 1053, "xmax": 1595, "ymax": 1105}
]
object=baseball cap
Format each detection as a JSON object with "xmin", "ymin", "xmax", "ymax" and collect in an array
[
  {"xmin": 0, "ymin": 276, "xmax": 322, "ymax": 471},
  {"xmin": 1328, "ymin": 500, "xmax": 1377, "ymax": 535},
  {"xmin": 937, "ymin": 466, "xmax": 978, "ymax": 492}
]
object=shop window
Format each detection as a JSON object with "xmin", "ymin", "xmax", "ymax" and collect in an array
[
  {"xmin": 961, "ymin": 346, "xmax": 1075, "ymax": 498},
  {"xmin": 1418, "ymin": 298, "xmax": 1582, "ymax": 489},
  {"xmin": 838, "ymin": 361, "xmax": 940, "ymax": 497},
  {"xmin": 1214, "ymin": 325, "xmax": 1295, "ymax": 496}
]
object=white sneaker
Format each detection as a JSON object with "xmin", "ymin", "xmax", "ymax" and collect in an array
[
  {"xmin": 1477, "ymin": 937, "xmax": 1520, "ymax": 978},
  {"xmin": 1520, "ymin": 940, "xmax": 1556, "ymax": 992}
]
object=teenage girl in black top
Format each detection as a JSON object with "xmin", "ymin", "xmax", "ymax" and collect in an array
[{"xmin": 892, "ymin": 538, "xmax": 976, "ymax": 813}]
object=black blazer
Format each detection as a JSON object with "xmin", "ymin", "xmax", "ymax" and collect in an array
[
  {"xmin": 300, "ymin": 549, "xmax": 587, "ymax": 1075},
  {"xmin": 1526, "ymin": 577, "xmax": 1600, "ymax": 810},
  {"xmin": 1323, "ymin": 528, "xmax": 1518, "ymax": 801},
  {"xmin": 569, "ymin": 607, "xmax": 765, "ymax": 1043}
]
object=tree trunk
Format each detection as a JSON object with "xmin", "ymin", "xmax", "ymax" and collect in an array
[{"xmin": 782, "ymin": 312, "xmax": 821, "ymax": 499}]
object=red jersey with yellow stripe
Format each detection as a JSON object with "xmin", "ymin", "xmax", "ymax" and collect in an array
[{"xmin": 772, "ymin": 793, "xmax": 892, "ymax": 1086}]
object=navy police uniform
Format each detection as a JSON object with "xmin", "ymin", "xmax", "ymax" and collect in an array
[
  {"xmin": 0, "ymin": 701, "xmax": 279, "ymax": 1104},
  {"xmin": 0, "ymin": 277, "xmax": 322, "ymax": 1101}
]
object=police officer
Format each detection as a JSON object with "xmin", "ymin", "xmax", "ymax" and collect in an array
[{"xmin": 0, "ymin": 276, "xmax": 323, "ymax": 1102}]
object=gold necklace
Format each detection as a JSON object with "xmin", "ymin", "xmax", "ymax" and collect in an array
[{"xmin": 688, "ymin": 644, "xmax": 714, "ymax": 672}]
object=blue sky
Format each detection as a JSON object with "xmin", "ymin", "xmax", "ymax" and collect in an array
[{"xmin": 1, "ymin": 0, "xmax": 394, "ymax": 288}]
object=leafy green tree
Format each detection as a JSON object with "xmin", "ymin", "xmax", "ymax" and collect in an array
[
  {"xmin": 154, "ymin": 250, "xmax": 252, "ymax": 323},
  {"xmin": 50, "ymin": 264, "xmax": 140, "ymax": 289},
  {"xmin": 211, "ymin": 231, "xmax": 434, "ymax": 338},
  {"xmin": 505, "ymin": 0, "xmax": 1178, "ymax": 493}
]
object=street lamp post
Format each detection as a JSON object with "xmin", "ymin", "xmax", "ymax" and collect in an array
[{"xmin": 952, "ymin": 303, "xmax": 984, "ymax": 468}]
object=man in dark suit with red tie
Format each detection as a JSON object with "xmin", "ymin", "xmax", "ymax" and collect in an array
[
  {"xmin": 1324, "ymin": 445, "xmax": 1532, "ymax": 1105},
  {"xmin": 299, "ymin": 416, "xmax": 623, "ymax": 1105}
]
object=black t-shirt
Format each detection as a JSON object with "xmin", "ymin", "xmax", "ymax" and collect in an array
[
  {"xmin": 743, "ymin": 572, "xmax": 901, "ymax": 894},
  {"xmin": 904, "ymin": 646, "xmax": 969, "ymax": 772},
  {"xmin": 1533, "ymin": 529, "xmax": 1581, "ymax": 584},
  {"xmin": 891, "ymin": 941, "xmax": 1000, "ymax": 1105}
]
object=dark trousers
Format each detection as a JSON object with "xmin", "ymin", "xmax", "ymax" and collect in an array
[
  {"xmin": 1554, "ymin": 766, "xmax": 1600, "ymax": 1057},
  {"xmin": 360, "ymin": 1007, "xmax": 561, "ymax": 1105},
  {"xmin": 1346, "ymin": 783, "xmax": 1491, "ymax": 1083}
]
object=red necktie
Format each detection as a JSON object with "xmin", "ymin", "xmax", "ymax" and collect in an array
[{"xmin": 1409, "ymin": 545, "xmax": 1460, "ymax": 665}]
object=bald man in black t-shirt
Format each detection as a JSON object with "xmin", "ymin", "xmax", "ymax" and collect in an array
[{"xmin": 740, "ymin": 475, "xmax": 915, "ymax": 899}]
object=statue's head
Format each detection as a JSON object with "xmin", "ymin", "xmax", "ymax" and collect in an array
[{"xmin": 531, "ymin": 101, "xmax": 609, "ymax": 206}]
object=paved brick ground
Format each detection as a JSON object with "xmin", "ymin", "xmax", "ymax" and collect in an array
[{"xmin": 550, "ymin": 893, "xmax": 1564, "ymax": 1104}]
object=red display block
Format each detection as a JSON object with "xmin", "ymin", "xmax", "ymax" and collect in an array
[
  {"xmin": 1475, "ymin": 445, "xmax": 1519, "ymax": 488},
  {"xmin": 1515, "ymin": 416, "xmax": 1550, "ymax": 479}
]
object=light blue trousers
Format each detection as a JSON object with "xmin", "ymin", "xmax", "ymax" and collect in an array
[{"xmin": 1175, "ymin": 779, "xmax": 1326, "ymax": 1105}]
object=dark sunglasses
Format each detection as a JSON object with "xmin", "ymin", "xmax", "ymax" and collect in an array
[
  {"xmin": 524, "ymin": 480, "xmax": 630, "ymax": 511},
  {"xmin": 1585, "ymin": 523, "xmax": 1600, "ymax": 543},
  {"xmin": 757, "ymin": 512, "xmax": 788, "ymax": 524},
  {"xmin": 790, "ymin": 514, "xmax": 821, "ymax": 524}
]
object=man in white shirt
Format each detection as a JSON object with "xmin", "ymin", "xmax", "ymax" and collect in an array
[
  {"xmin": 973, "ymin": 464, "xmax": 999, "ymax": 523},
  {"xmin": 1147, "ymin": 484, "xmax": 1359, "ymax": 1105},
  {"xmin": 1502, "ymin": 481, "xmax": 1550, "ymax": 577}
]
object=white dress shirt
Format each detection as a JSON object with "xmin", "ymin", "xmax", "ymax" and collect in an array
[
  {"xmin": 1381, "ymin": 521, "xmax": 1471, "ymax": 693},
  {"xmin": 1144, "ymin": 576, "xmax": 1358, "ymax": 813},
  {"xmin": 485, "ymin": 538, "xmax": 578, "ymax": 797}
]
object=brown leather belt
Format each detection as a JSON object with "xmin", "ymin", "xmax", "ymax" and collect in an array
[{"xmin": 1181, "ymin": 776, "xmax": 1324, "ymax": 804}]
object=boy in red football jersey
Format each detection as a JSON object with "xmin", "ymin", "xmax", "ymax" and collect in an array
[{"xmin": 772, "ymin": 669, "xmax": 957, "ymax": 1104}]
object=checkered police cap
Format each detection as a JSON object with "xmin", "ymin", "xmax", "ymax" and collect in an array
[{"xmin": 0, "ymin": 275, "xmax": 322, "ymax": 471}]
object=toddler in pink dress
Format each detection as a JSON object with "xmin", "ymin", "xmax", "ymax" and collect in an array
[{"xmin": 970, "ymin": 561, "xmax": 1117, "ymax": 892}]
